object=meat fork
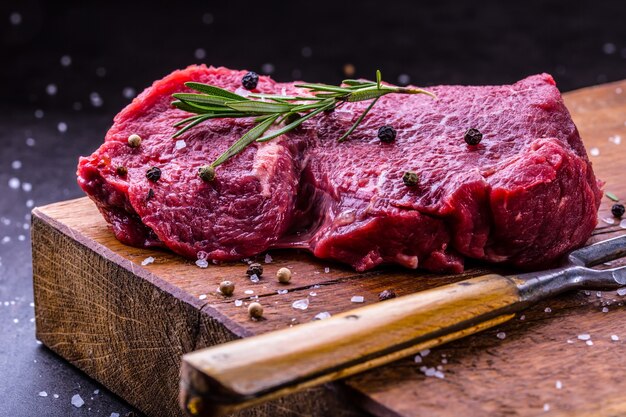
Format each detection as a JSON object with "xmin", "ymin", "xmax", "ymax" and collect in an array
[{"xmin": 179, "ymin": 235, "xmax": 626, "ymax": 417}]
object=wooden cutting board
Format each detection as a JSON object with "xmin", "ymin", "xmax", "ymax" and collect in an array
[{"xmin": 32, "ymin": 79, "xmax": 626, "ymax": 417}]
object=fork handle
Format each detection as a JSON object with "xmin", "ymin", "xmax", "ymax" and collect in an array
[{"xmin": 179, "ymin": 273, "xmax": 529, "ymax": 416}]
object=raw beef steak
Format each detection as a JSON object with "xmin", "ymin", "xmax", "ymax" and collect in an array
[{"xmin": 77, "ymin": 65, "xmax": 602, "ymax": 272}]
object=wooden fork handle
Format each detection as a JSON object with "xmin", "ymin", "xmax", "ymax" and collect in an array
[{"xmin": 179, "ymin": 274, "xmax": 524, "ymax": 416}]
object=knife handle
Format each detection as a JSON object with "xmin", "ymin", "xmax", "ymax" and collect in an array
[{"xmin": 180, "ymin": 273, "xmax": 523, "ymax": 416}]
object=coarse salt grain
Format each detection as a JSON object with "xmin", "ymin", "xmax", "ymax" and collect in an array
[
  {"xmin": 544, "ymin": 307, "xmax": 552, "ymax": 313},
  {"xmin": 496, "ymin": 332, "xmax": 506, "ymax": 340},
  {"xmin": 602, "ymin": 217, "xmax": 616, "ymax": 225},
  {"xmin": 38, "ymin": 391, "xmax": 48, "ymax": 397},
  {"xmin": 8, "ymin": 178, "xmax": 20, "ymax": 189},
  {"xmin": 309, "ymin": 292, "xmax": 317, "ymax": 297},
  {"xmin": 244, "ymin": 290, "xmax": 254, "ymax": 295},
  {"xmin": 249, "ymin": 274, "xmax": 260, "ymax": 283},
  {"xmin": 292, "ymin": 298, "xmax": 309, "ymax": 310},
  {"xmin": 586, "ymin": 340, "xmax": 594, "ymax": 346},
  {"xmin": 351, "ymin": 295, "xmax": 364, "ymax": 303},
  {"xmin": 53, "ymin": 394, "xmax": 59, "ymax": 399},
  {"xmin": 543, "ymin": 403, "xmax": 550, "ymax": 412},
  {"xmin": 609, "ymin": 135, "xmax": 622, "ymax": 145},
  {"xmin": 611, "ymin": 335, "xmax": 619, "ymax": 341},
  {"xmin": 175, "ymin": 140, "xmax": 186, "ymax": 150},
  {"xmin": 277, "ymin": 289, "xmax": 288, "ymax": 295},
  {"xmin": 616, "ymin": 287, "xmax": 626, "ymax": 296},
  {"xmin": 324, "ymin": 267, "xmax": 330, "ymax": 273},
  {"xmin": 234, "ymin": 300, "xmax": 243, "ymax": 307},
  {"xmin": 434, "ymin": 370, "xmax": 445, "ymax": 379},
  {"xmin": 111, "ymin": 413, "xmax": 120, "ymax": 417},
  {"xmin": 71, "ymin": 394, "xmax": 84, "ymax": 408},
  {"xmin": 94, "ymin": 389, "xmax": 99, "ymax": 394},
  {"xmin": 602, "ymin": 307, "xmax": 609, "ymax": 313},
  {"xmin": 414, "ymin": 355, "xmax": 422, "ymax": 363},
  {"xmin": 519, "ymin": 314, "xmax": 525, "ymax": 321},
  {"xmin": 314, "ymin": 311, "xmax": 331, "ymax": 320},
  {"xmin": 264, "ymin": 253, "xmax": 273, "ymax": 263},
  {"xmin": 198, "ymin": 294, "xmax": 207, "ymax": 300},
  {"xmin": 556, "ymin": 380, "xmax": 563, "ymax": 389},
  {"xmin": 57, "ymin": 122, "xmax": 67, "ymax": 133},
  {"xmin": 590, "ymin": 147, "xmax": 600, "ymax": 156},
  {"xmin": 195, "ymin": 259, "xmax": 209, "ymax": 268},
  {"xmin": 620, "ymin": 219, "xmax": 626, "ymax": 229},
  {"xmin": 420, "ymin": 349, "xmax": 430, "ymax": 357},
  {"xmin": 141, "ymin": 256, "xmax": 155, "ymax": 266},
  {"xmin": 577, "ymin": 333, "xmax": 591, "ymax": 341}
]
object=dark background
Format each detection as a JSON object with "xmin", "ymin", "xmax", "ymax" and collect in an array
[{"xmin": 1, "ymin": 1, "xmax": 625, "ymax": 416}]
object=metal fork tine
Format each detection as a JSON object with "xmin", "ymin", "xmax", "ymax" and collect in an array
[{"xmin": 568, "ymin": 234, "xmax": 626, "ymax": 267}]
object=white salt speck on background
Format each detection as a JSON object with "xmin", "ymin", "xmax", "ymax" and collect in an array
[
  {"xmin": 603, "ymin": 42, "xmax": 617, "ymax": 55},
  {"xmin": 53, "ymin": 394, "xmax": 59, "ymax": 399},
  {"xmin": 434, "ymin": 371, "xmax": 445, "ymax": 379},
  {"xmin": 496, "ymin": 332, "xmax": 506, "ymax": 340},
  {"xmin": 577, "ymin": 333, "xmax": 591, "ymax": 341},
  {"xmin": 90, "ymin": 92, "xmax": 103, "ymax": 107},
  {"xmin": 26, "ymin": 199, "xmax": 34, "ymax": 208},
  {"xmin": 609, "ymin": 134, "xmax": 622, "ymax": 144},
  {"xmin": 519, "ymin": 314, "xmax": 525, "ymax": 321},
  {"xmin": 414, "ymin": 355, "xmax": 422, "ymax": 363},
  {"xmin": 26, "ymin": 137, "xmax": 36, "ymax": 146},
  {"xmin": 611, "ymin": 335, "xmax": 619, "ymax": 341},
  {"xmin": 620, "ymin": 219, "xmax": 626, "ymax": 229},
  {"xmin": 249, "ymin": 274, "xmax": 260, "ymax": 283},
  {"xmin": 96, "ymin": 67, "xmax": 107, "ymax": 77},
  {"xmin": 309, "ymin": 292, "xmax": 317, "ymax": 297},
  {"xmin": 175, "ymin": 140, "xmax": 186, "ymax": 150},
  {"xmin": 244, "ymin": 289, "xmax": 254, "ymax": 295},
  {"xmin": 73, "ymin": 102, "xmax": 82, "ymax": 111},
  {"xmin": 424, "ymin": 367, "xmax": 436, "ymax": 377},
  {"xmin": 195, "ymin": 259, "xmax": 208, "ymax": 268},
  {"xmin": 23, "ymin": 223, "xmax": 30, "ymax": 230},
  {"xmin": 94, "ymin": 389, "xmax": 99, "ymax": 395},
  {"xmin": 46, "ymin": 83, "xmax": 58, "ymax": 96},
  {"xmin": 264, "ymin": 253, "xmax": 273, "ymax": 263},
  {"xmin": 301, "ymin": 46, "xmax": 313, "ymax": 58},
  {"xmin": 277, "ymin": 289, "xmax": 288, "ymax": 295},
  {"xmin": 590, "ymin": 147, "xmax": 600, "ymax": 156},
  {"xmin": 71, "ymin": 394, "xmax": 84, "ymax": 408},
  {"xmin": 10, "ymin": 12, "xmax": 22, "ymax": 25},
  {"xmin": 34, "ymin": 109, "xmax": 44, "ymax": 119},
  {"xmin": 602, "ymin": 217, "xmax": 616, "ymax": 225},
  {"xmin": 314, "ymin": 311, "xmax": 331, "ymax": 320},
  {"xmin": 234, "ymin": 299, "xmax": 243, "ymax": 307},
  {"xmin": 616, "ymin": 87, "xmax": 623, "ymax": 95},
  {"xmin": 60, "ymin": 55, "xmax": 72, "ymax": 67},
  {"xmin": 420, "ymin": 349, "xmax": 430, "ymax": 357},
  {"xmin": 22, "ymin": 182, "xmax": 32, "ymax": 192},
  {"xmin": 544, "ymin": 307, "xmax": 552, "ymax": 313},
  {"xmin": 111, "ymin": 413, "xmax": 120, "ymax": 417},
  {"xmin": 596, "ymin": 291, "xmax": 602, "ymax": 298},
  {"xmin": 202, "ymin": 13, "xmax": 214, "ymax": 24},
  {"xmin": 556, "ymin": 380, "xmax": 563, "ymax": 389},
  {"xmin": 194, "ymin": 48, "xmax": 206, "ymax": 60},
  {"xmin": 30, "ymin": 302, "xmax": 35, "ymax": 307},
  {"xmin": 38, "ymin": 391, "xmax": 48, "ymax": 397},
  {"xmin": 617, "ymin": 287, "xmax": 626, "ymax": 296},
  {"xmin": 292, "ymin": 298, "xmax": 309, "ymax": 310},
  {"xmin": 351, "ymin": 295, "xmax": 364, "ymax": 303},
  {"xmin": 543, "ymin": 403, "xmax": 550, "ymax": 412},
  {"xmin": 397, "ymin": 74, "xmax": 411, "ymax": 85},
  {"xmin": 57, "ymin": 122, "xmax": 68, "ymax": 133},
  {"xmin": 8, "ymin": 178, "xmax": 20, "ymax": 189},
  {"xmin": 602, "ymin": 307, "xmax": 609, "ymax": 313},
  {"xmin": 13, "ymin": 318, "xmax": 19, "ymax": 323},
  {"xmin": 324, "ymin": 267, "xmax": 330, "ymax": 273},
  {"xmin": 198, "ymin": 294, "xmax": 207, "ymax": 300},
  {"xmin": 586, "ymin": 340, "xmax": 594, "ymax": 346},
  {"xmin": 262, "ymin": 63, "xmax": 275, "ymax": 74},
  {"xmin": 18, "ymin": 235, "xmax": 25, "ymax": 241},
  {"xmin": 12, "ymin": 160, "xmax": 22, "ymax": 170},
  {"xmin": 141, "ymin": 256, "xmax": 155, "ymax": 266},
  {"xmin": 122, "ymin": 87, "xmax": 136, "ymax": 99}
]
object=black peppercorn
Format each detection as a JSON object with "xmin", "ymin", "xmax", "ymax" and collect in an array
[
  {"xmin": 285, "ymin": 113, "xmax": 301, "ymax": 125},
  {"xmin": 146, "ymin": 188, "xmax": 155, "ymax": 201},
  {"xmin": 116, "ymin": 166, "xmax": 128, "ymax": 176},
  {"xmin": 402, "ymin": 171, "xmax": 419, "ymax": 187},
  {"xmin": 378, "ymin": 289, "xmax": 396, "ymax": 301},
  {"xmin": 241, "ymin": 71, "xmax": 259, "ymax": 90},
  {"xmin": 378, "ymin": 125, "xmax": 396, "ymax": 143},
  {"xmin": 198, "ymin": 165, "xmax": 216, "ymax": 182},
  {"xmin": 246, "ymin": 262, "xmax": 263, "ymax": 277},
  {"xmin": 464, "ymin": 128, "xmax": 483, "ymax": 145},
  {"xmin": 146, "ymin": 167, "xmax": 161, "ymax": 182},
  {"xmin": 612, "ymin": 203, "xmax": 625, "ymax": 218}
]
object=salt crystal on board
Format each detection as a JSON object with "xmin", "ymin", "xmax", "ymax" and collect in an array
[
  {"xmin": 277, "ymin": 289, "xmax": 288, "ymax": 295},
  {"xmin": 420, "ymin": 349, "xmax": 430, "ymax": 357},
  {"xmin": 496, "ymin": 332, "xmax": 506, "ymax": 340},
  {"xmin": 244, "ymin": 290, "xmax": 254, "ymax": 295},
  {"xmin": 543, "ymin": 403, "xmax": 550, "ymax": 412},
  {"xmin": 620, "ymin": 219, "xmax": 626, "ymax": 229},
  {"xmin": 519, "ymin": 314, "xmax": 526, "ymax": 321},
  {"xmin": 414, "ymin": 355, "xmax": 422, "ymax": 363},
  {"xmin": 616, "ymin": 287, "xmax": 626, "ymax": 296},
  {"xmin": 234, "ymin": 300, "xmax": 243, "ymax": 307},
  {"xmin": 602, "ymin": 217, "xmax": 616, "ymax": 225},
  {"xmin": 544, "ymin": 307, "xmax": 552, "ymax": 313},
  {"xmin": 602, "ymin": 307, "xmax": 609, "ymax": 313},
  {"xmin": 175, "ymin": 140, "xmax": 186, "ymax": 150},
  {"xmin": 556, "ymin": 380, "xmax": 563, "ymax": 389},
  {"xmin": 264, "ymin": 253, "xmax": 273, "ymax": 263},
  {"xmin": 586, "ymin": 340, "xmax": 594, "ymax": 346},
  {"xmin": 577, "ymin": 333, "xmax": 591, "ymax": 341},
  {"xmin": 53, "ymin": 394, "xmax": 59, "ymax": 399},
  {"xmin": 292, "ymin": 298, "xmax": 309, "ymax": 310},
  {"xmin": 590, "ymin": 147, "xmax": 600, "ymax": 156},
  {"xmin": 611, "ymin": 335, "xmax": 619, "ymax": 341},
  {"xmin": 324, "ymin": 267, "xmax": 330, "ymax": 273},
  {"xmin": 195, "ymin": 259, "xmax": 209, "ymax": 268},
  {"xmin": 609, "ymin": 135, "xmax": 622, "ymax": 145},
  {"xmin": 198, "ymin": 294, "xmax": 207, "ymax": 300},
  {"xmin": 350, "ymin": 296, "xmax": 364, "ymax": 303},
  {"xmin": 38, "ymin": 391, "xmax": 48, "ymax": 397},
  {"xmin": 71, "ymin": 394, "xmax": 84, "ymax": 408},
  {"xmin": 309, "ymin": 292, "xmax": 317, "ymax": 297},
  {"xmin": 141, "ymin": 256, "xmax": 155, "ymax": 266},
  {"xmin": 434, "ymin": 371, "xmax": 445, "ymax": 379},
  {"xmin": 314, "ymin": 311, "xmax": 331, "ymax": 320},
  {"xmin": 249, "ymin": 274, "xmax": 260, "ymax": 283},
  {"xmin": 424, "ymin": 367, "xmax": 436, "ymax": 377}
]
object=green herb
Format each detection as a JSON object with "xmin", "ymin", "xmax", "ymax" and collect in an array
[
  {"xmin": 171, "ymin": 70, "xmax": 435, "ymax": 170},
  {"xmin": 606, "ymin": 192, "xmax": 619, "ymax": 202}
]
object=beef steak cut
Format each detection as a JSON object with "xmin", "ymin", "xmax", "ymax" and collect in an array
[{"xmin": 77, "ymin": 65, "xmax": 602, "ymax": 272}]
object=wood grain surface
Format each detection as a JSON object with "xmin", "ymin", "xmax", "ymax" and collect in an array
[{"xmin": 32, "ymin": 79, "xmax": 626, "ymax": 417}]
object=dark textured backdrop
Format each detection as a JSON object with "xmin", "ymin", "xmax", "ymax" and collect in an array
[{"xmin": 1, "ymin": 1, "xmax": 626, "ymax": 416}]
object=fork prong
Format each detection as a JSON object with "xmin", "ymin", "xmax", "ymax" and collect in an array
[{"xmin": 568, "ymin": 234, "xmax": 626, "ymax": 267}]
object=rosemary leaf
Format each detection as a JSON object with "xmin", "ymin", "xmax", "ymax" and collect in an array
[
  {"xmin": 172, "ymin": 114, "xmax": 214, "ymax": 138},
  {"xmin": 184, "ymin": 82, "xmax": 248, "ymax": 101},
  {"xmin": 225, "ymin": 100, "xmax": 296, "ymax": 114},
  {"xmin": 338, "ymin": 97, "xmax": 380, "ymax": 142},
  {"xmin": 172, "ymin": 93, "xmax": 231, "ymax": 106},
  {"xmin": 342, "ymin": 79, "xmax": 377, "ymax": 87},
  {"xmin": 294, "ymin": 83, "xmax": 352, "ymax": 94},
  {"xmin": 606, "ymin": 192, "xmax": 620, "ymax": 202},
  {"xmin": 212, "ymin": 114, "xmax": 280, "ymax": 167}
]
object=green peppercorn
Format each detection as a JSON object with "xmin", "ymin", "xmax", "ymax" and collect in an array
[
  {"xmin": 241, "ymin": 71, "xmax": 259, "ymax": 90},
  {"xmin": 128, "ymin": 134, "xmax": 142, "ymax": 148},
  {"xmin": 464, "ymin": 128, "xmax": 483, "ymax": 145},
  {"xmin": 116, "ymin": 166, "xmax": 128, "ymax": 176},
  {"xmin": 276, "ymin": 267, "xmax": 292, "ymax": 284},
  {"xmin": 146, "ymin": 167, "xmax": 161, "ymax": 182},
  {"xmin": 612, "ymin": 203, "xmax": 625, "ymax": 218},
  {"xmin": 248, "ymin": 302, "xmax": 264, "ymax": 319},
  {"xmin": 198, "ymin": 165, "xmax": 216, "ymax": 182},
  {"xmin": 219, "ymin": 280, "xmax": 235, "ymax": 296},
  {"xmin": 247, "ymin": 263, "xmax": 263, "ymax": 277},
  {"xmin": 402, "ymin": 171, "xmax": 419, "ymax": 187}
]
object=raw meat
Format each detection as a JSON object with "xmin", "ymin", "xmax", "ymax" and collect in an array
[{"xmin": 77, "ymin": 65, "xmax": 602, "ymax": 272}]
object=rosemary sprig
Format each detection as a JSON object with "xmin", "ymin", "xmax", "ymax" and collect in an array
[{"xmin": 171, "ymin": 70, "xmax": 434, "ymax": 169}]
